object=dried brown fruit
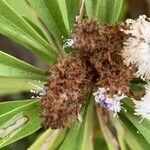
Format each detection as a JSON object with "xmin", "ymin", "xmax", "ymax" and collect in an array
[
  {"xmin": 40, "ymin": 55, "xmax": 90, "ymax": 129},
  {"xmin": 41, "ymin": 18, "xmax": 135, "ymax": 129},
  {"xmin": 72, "ymin": 18, "xmax": 134, "ymax": 96}
]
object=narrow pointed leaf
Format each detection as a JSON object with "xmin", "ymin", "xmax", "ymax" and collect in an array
[
  {"xmin": 59, "ymin": 92, "xmax": 93, "ymax": 150},
  {"xmin": 119, "ymin": 110, "xmax": 150, "ymax": 150},
  {"xmin": 5, "ymin": 0, "xmax": 41, "ymax": 26},
  {"xmin": 110, "ymin": 117, "xmax": 126, "ymax": 150},
  {"xmin": 96, "ymin": 108, "xmax": 119, "ymax": 150},
  {"xmin": 85, "ymin": 0, "xmax": 95, "ymax": 18},
  {"xmin": 6, "ymin": 0, "xmax": 50, "ymax": 42},
  {"xmin": 27, "ymin": 0, "xmax": 69, "ymax": 43},
  {"xmin": 0, "ymin": 51, "xmax": 46, "ymax": 81},
  {"xmin": 0, "ymin": 99, "xmax": 42, "ymax": 149},
  {"xmin": 0, "ymin": 76, "xmax": 45, "ymax": 95},
  {"xmin": 85, "ymin": 0, "xmax": 125, "ymax": 24},
  {"xmin": 23, "ymin": 17, "xmax": 49, "ymax": 43},
  {"xmin": 28, "ymin": 128, "xmax": 68, "ymax": 150},
  {"xmin": 56, "ymin": 0, "xmax": 70, "ymax": 33},
  {"xmin": 65, "ymin": 0, "xmax": 80, "ymax": 31},
  {"xmin": 120, "ymin": 100, "xmax": 150, "ymax": 147},
  {"xmin": 109, "ymin": 0, "xmax": 124, "ymax": 23},
  {"xmin": 56, "ymin": 0, "xmax": 80, "ymax": 32},
  {"xmin": 0, "ymin": 100, "xmax": 36, "ymax": 114},
  {"xmin": 119, "ymin": 112, "xmax": 147, "ymax": 150},
  {"xmin": 0, "ymin": 0, "xmax": 58, "ymax": 63}
]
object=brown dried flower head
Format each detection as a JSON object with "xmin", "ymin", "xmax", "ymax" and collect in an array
[
  {"xmin": 40, "ymin": 18, "xmax": 135, "ymax": 129},
  {"xmin": 72, "ymin": 18, "xmax": 134, "ymax": 96},
  {"xmin": 40, "ymin": 55, "xmax": 90, "ymax": 129}
]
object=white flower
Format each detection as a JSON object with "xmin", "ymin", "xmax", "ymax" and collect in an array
[
  {"xmin": 122, "ymin": 15, "xmax": 150, "ymax": 80},
  {"xmin": 134, "ymin": 82, "xmax": 150, "ymax": 122},
  {"xmin": 93, "ymin": 88, "xmax": 127, "ymax": 117},
  {"xmin": 29, "ymin": 82, "xmax": 45, "ymax": 99},
  {"xmin": 62, "ymin": 37, "xmax": 75, "ymax": 49}
]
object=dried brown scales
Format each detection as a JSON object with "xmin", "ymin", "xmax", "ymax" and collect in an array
[
  {"xmin": 40, "ymin": 18, "xmax": 134, "ymax": 129},
  {"xmin": 40, "ymin": 56, "xmax": 90, "ymax": 129}
]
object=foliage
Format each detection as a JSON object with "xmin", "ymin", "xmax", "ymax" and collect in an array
[{"xmin": 0, "ymin": 0, "xmax": 149, "ymax": 149}]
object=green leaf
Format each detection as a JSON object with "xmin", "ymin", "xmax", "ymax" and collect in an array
[
  {"xmin": 96, "ymin": 108, "xmax": 119, "ymax": 150},
  {"xmin": 0, "ymin": 51, "xmax": 46, "ymax": 81},
  {"xmin": 0, "ymin": 100, "xmax": 35, "ymax": 114},
  {"xmin": 23, "ymin": 17, "xmax": 49, "ymax": 43},
  {"xmin": 56, "ymin": 0, "xmax": 80, "ymax": 33},
  {"xmin": 29, "ymin": 128, "xmax": 68, "ymax": 150},
  {"xmin": 5, "ymin": 0, "xmax": 41, "ymax": 26},
  {"xmin": 125, "ymin": 132, "xmax": 142, "ymax": 150},
  {"xmin": 0, "ymin": 0, "xmax": 58, "ymax": 63},
  {"xmin": 84, "ymin": 0, "xmax": 95, "ymax": 18},
  {"xmin": 5, "ymin": 0, "xmax": 63, "ymax": 49},
  {"xmin": 119, "ymin": 111, "xmax": 150, "ymax": 150},
  {"xmin": 65, "ymin": 0, "xmax": 80, "ymax": 31},
  {"xmin": 105, "ymin": 0, "xmax": 124, "ymax": 23},
  {"xmin": 117, "ymin": 0, "xmax": 128, "ymax": 22},
  {"xmin": 27, "ymin": 0, "xmax": 68, "ymax": 42},
  {"xmin": 85, "ymin": 0, "xmax": 125, "ymax": 24},
  {"xmin": 119, "ymin": 100, "xmax": 150, "ymax": 148},
  {"xmin": 110, "ymin": 117, "xmax": 126, "ymax": 150},
  {"xmin": 27, "ymin": 0, "xmax": 80, "ymax": 54},
  {"xmin": 0, "ymin": 99, "xmax": 42, "ymax": 148},
  {"xmin": 120, "ymin": 115, "xmax": 146, "ymax": 150},
  {"xmin": 59, "ymin": 91, "xmax": 93, "ymax": 150},
  {"xmin": 56, "ymin": 0, "xmax": 70, "ymax": 33},
  {"xmin": 0, "ymin": 51, "xmax": 46, "ymax": 95},
  {"xmin": 0, "ymin": 76, "xmax": 45, "ymax": 95}
]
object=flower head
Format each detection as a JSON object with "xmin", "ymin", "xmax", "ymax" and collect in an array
[
  {"xmin": 134, "ymin": 82, "xmax": 150, "ymax": 121},
  {"xmin": 93, "ymin": 88, "xmax": 127, "ymax": 117},
  {"xmin": 72, "ymin": 18, "xmax": 133, "ymax": 96},
  {"xmin": 40, "ymin": 55, "xmax": 90, "ymax": 129},
  {"xmin": 122, "ymin": 15, "xmax": 150, "ymax": 80}
]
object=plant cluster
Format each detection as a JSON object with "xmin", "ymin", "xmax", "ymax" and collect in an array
[{"xmin": 0, "ymin": 0, "xmax": 150, "ymax": 149}]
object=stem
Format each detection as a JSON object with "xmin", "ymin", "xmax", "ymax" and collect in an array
[
  {"xmin": 96, "ymin": 106, "xmax": 120, "ymax": 150},
  {"xmin": 76, "ymin": 0, "xmax": 85, "ymax": 23}
]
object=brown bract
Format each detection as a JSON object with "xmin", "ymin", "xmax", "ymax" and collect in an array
[
  {"xmin": 40, "ymin": 56, "xmax": 90, "ymax": 129},
  {"xmin": 41, "ymin": 18, "xmax": 135, "ymax": 129},
  {"xmin": 72, "ymin": 18, "xmax": 134, "ymax": 96}
]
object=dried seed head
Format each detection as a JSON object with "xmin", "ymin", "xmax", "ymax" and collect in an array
[
  {"xmin": 72, "ymin": 18, "xmax": 105, "ymax": 57},
  {"xmin": 40, "ymin": 17, "xmax": 138, "ymax": 129},
  {"xmin": 40, "ymin": 55, "xmax": 90, "ymax": 129},
  {"xmin": 72, "ymin": 18, "xmax": 134, "ymax": 95}
]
